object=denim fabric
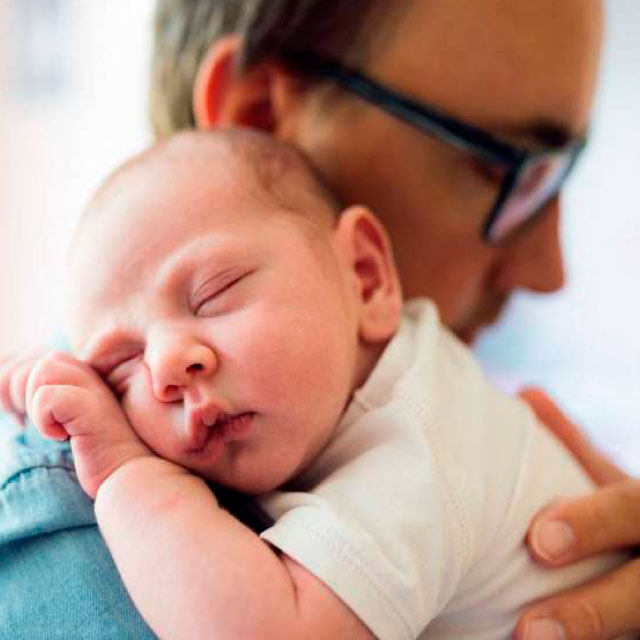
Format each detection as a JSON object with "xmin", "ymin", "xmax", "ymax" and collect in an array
[{"xmin": 0, "ymin": 414, "xmax": 155, "ymax": 640}]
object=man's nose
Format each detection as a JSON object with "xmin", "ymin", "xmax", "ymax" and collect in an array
[
  {"xmin": 146, "ymin": 330, "xmax": 218, "ymax": 402},
  {"xmin": 492, "ymin": 196, "xmax": 566, "ymax": 295}
]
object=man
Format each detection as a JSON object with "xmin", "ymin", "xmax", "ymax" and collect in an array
[
  {"xmin": 1, "ymin": 1, "xmax": 638, "ymax": 638},
  {"xmin": 150, "ymin": 2, "xmax": 640, "ymax": 635}
]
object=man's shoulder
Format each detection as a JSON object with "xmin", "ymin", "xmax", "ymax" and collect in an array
[{"xmin": 0, "ymin": 417, "xmax": 96, "ymax": 546}]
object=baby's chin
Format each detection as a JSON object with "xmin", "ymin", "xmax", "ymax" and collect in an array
[
  {"xmin": 194, "ymin": 452, "xmax": 298, "ymax": 497},
  {"xmin": 206, "ymin": 471, "xmax": 289, "ymax": 497}
]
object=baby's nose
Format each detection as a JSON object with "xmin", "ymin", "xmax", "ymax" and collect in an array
[{"xmin": 147, "ymin": 337, "xmax": 217, "ymax": 402}]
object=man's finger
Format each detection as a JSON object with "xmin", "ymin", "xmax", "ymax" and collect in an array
[
  {"xmin": 515, "ymin": 557, "xmax": 640, "ymax": 640},
  {"xmin": 527, "ymin": 479, "xmax": 640, "ymax": 566},
  {"xmin": 519, "ymin": 388, "xmax": 628, "ymax": 486}
]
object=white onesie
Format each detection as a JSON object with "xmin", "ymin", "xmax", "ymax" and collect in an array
[{"xmin": 258, "ymin": 299, "xmax": 624, "ymax": 639}]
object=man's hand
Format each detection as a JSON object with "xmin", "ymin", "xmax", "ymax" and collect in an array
[
  {"xmin": 515, "ymin": 388, "xmax": 640, "ymax": 640},
  {"xmin": 0, "ymin": 348, "xmax": 47, "ymax": 425},
  {"xmin": 26, "ymin": 351, "xmax": 151, "ymax": 498}
]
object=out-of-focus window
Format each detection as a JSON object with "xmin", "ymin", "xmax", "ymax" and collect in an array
[{"xmin": 10, "ymin": 0, "xmax": 71, "ymax": 98}]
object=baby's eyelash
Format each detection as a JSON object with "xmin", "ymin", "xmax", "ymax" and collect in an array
[{"xmin": 192, "ymin": 270, "xmax": 253, "ymax": 314}]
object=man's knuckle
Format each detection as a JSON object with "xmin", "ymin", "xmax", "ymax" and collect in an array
[
  {"xmin": 545, "ymin": 597, "xmax": 604, "ymax": 640},
  {"xmin": 619, "ymin": 480, "xmax": 640, "ymax": 516},
  {"xmin": 572, "ymin": 598, "xmax": 604, "ymax": 639}
]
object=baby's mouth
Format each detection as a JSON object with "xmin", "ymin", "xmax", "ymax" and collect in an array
[{"xmin": 186, "ymin": 406, "xmax": 256, "ymax": 456}]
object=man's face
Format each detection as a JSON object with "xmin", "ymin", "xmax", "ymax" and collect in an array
[
  {"xmin": 67, "ymin": 150, "xmax": 362, "ymax": 494},
  {"xmin": 289, "ymin": 0, "xmax": 603, "ymax": 343}
]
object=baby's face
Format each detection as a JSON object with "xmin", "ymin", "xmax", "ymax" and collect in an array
[{"xmin": 67, "ymin": 157, "xmax": 361, "ymax": 493}]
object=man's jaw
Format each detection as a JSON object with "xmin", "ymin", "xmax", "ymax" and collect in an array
[
  {"xmin": 453, "ymin": 296, "xmax": 509, "ymax": 346},
  {"xmin": 455, "ymin": 326, "xmax": 482, "ymax": 346}
]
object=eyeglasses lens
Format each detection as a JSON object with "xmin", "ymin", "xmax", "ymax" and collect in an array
[{"xmin": 488, "ymin": 151, "xmax": 575, "ymax": 243}]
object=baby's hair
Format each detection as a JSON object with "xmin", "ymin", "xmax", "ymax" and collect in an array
[{"xmin": 81, "ymin": 128, "xmax": 343, "ymax": 240}]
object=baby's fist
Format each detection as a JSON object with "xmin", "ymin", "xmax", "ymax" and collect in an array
[
  {"xmin": 26, "ymin": 351, "xmax": 149, "ymax": 497},
  {"xmin": 0, "ymin": 347, "xmax": 47, "ymax": 424},
  {"xmin": 27, "ymin": 351, "xmax": 116, "ymax": 438}
]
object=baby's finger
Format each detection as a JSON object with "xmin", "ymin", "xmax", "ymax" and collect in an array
[
  {"xmin": 8, "ymin": 356, "xmax": 39, "ymax": 417},
  {"xmin": 26, "ymin": 351, "xmax": 94, "ymax": 407},
  {"xmin": 28, "ymin": 384, "xmax": 86, "ymax": 441},
  {"xmin": 0, "ymin": 355, "xmax": 18, "ymax": 412}
]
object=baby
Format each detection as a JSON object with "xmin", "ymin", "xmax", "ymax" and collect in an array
[{"xmin": 17, "ymin": 130, "xmax": 623, "ymax": 639}]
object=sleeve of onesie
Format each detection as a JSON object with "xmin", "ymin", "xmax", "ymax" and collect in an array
[{"xmin": 258, "ymin": 398, "xmax": 468, "ymax": 640}]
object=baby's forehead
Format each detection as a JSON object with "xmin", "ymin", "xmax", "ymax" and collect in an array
[
  {"xmin": 85, "ymin": 129, "xmax": 340, "ymax": 233},
  {"xmin": 67, "ymin": 130, "xmax": 342, "ymax": 329},
  {"xmin": 69, "ymin": 131, "xmax": 342, "ymax": 300}
]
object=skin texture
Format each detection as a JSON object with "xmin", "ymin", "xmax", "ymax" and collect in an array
[
  {"xmin": 194, "ymin": 0, "xmax": 603, "ymax": 344},
  {"xmin": 188, "ymin": 2, "xmax": 640, "ymax": 636},
  {"xmin": 514, "ymin": 389, "xmax": 640, "ymax": 639},
  {"xmin": 25, "ymin": 132, "xmax": 404, "ymax": 639},
  {"xmin": 5, "ymin": 1, "xmax": 639, "ymax": 636},
  {"xmin": 60, "ymin": 133, "xmax": 401, "ymax": 496}
]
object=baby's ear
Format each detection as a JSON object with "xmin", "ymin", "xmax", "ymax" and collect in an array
[{"xmin": 334, "ymin": 206, "xmax": 403, "ymax": 343}]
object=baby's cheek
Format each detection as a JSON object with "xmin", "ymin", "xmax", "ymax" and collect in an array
[
  {"xmin": 247, "ymin": 315, "xmax": 351, "ymax": 416},
  {"xmin": 121, "ymin": 368, "xmax": 177, "ymax": 454}
]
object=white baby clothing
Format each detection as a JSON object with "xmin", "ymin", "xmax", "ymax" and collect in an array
[{"xmin": 259, "ymin": 299, "xmax": 623, "ymax": 639}]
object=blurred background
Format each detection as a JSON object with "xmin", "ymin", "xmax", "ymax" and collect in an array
[
  {"xmin": 0, "ymin": 0, "xmax": 154, "ymax": 351},
  {"xmin": 0, "ymin": 1, "xmax": 637, "ymax": 471}
]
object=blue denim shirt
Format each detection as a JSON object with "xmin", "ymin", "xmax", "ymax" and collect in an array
[{"xmin": 0, "ymin": 413, "xmax": 155, "ymax": 639}]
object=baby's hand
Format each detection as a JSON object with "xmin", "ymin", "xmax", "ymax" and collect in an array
[
  {"xmin": 26, "ymin": 351, "xmax": 151, "ymax": 498},
  {"xmin": 0, "ymin": 348, "xmax": 47, "ymax": 425}
]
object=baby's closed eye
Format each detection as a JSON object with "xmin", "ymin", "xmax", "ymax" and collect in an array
[{"xmin": 192, "ymin": 269, "xmax": 255, "ymax": 317}]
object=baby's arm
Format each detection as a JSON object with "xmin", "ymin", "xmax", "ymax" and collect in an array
[
  {"xmin": 27, "ymin": 351, "xmax": 373, "ymax": 640},
  {"xmin": 97, "ymin": 458, "xmax": 373, "ymax": 640}
]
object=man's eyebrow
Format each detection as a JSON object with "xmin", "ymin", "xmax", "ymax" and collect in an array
[{"xmin": 497, "ymin": 118, "xmax": 583, "ymax": 149}]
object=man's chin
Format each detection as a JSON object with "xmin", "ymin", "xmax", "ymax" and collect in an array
[
  {"xmin": 455, "ymin": 315, "xmax": 501, "ymax": 346},
  {"xmin": 454, "ymin": 298, "xmax": 509, "ymax": 346},
  {"xmin": 455, "ymin": 326, "xmax": 481, "ymax": 346}
]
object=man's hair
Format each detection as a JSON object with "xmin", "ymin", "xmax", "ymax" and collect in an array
[{"xmin": 150, "ymin": 0, "xmax": 394, "ymax": 139}]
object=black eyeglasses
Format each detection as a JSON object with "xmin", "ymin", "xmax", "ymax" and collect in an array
[{"xmin": 287, "ymin": 51, "xmax": 587, "ymax": 244}]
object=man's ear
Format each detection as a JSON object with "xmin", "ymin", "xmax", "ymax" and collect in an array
[
  {"xmin": 193, "ymin": 36, "xmax": 306, "ymax": 137},
  {"xmin": 334, "ymin": 206, "xmax": 403, "ymax": 344}
]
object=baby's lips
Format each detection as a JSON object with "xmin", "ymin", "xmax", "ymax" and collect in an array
[{"xmin": 185, "ymin": 401, "xmax": 222, "ymax": 449}]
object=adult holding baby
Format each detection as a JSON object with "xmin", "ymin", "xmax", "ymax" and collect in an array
[
  {"xmin": 1, "ymin": 0, "xmax": 638, "ymax": 638},
  {"xmin": 152, "ymin": 1, "xmax": 640, "ymax": 635}
]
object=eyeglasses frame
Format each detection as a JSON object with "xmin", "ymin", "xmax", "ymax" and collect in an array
[{"xmin": 285, "ymin": 50, "xmax": 587, "ymax": 244}]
